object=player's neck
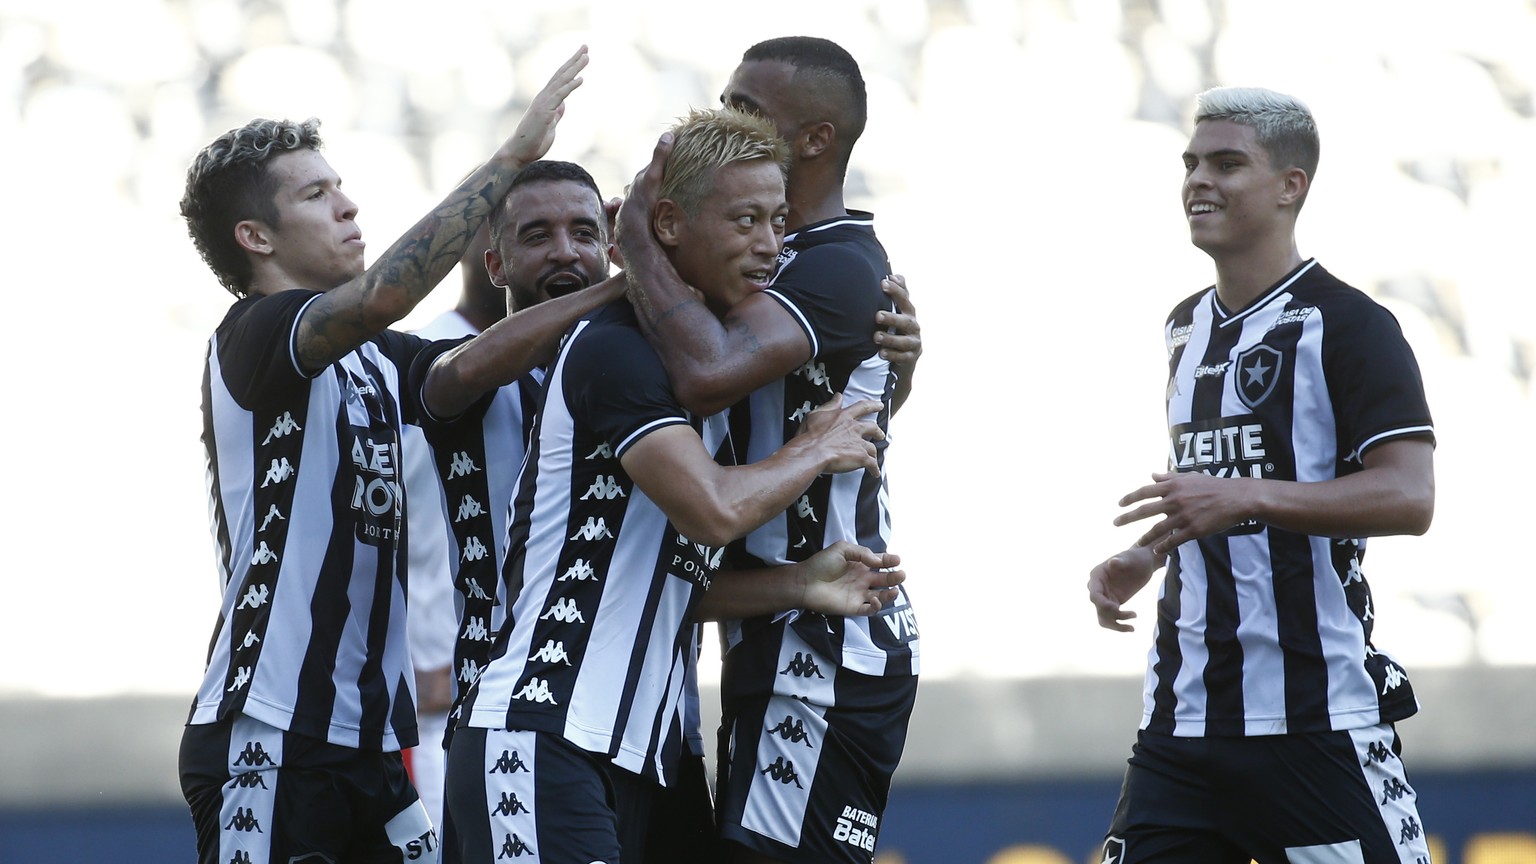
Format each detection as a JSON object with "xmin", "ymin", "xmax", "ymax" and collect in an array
[
  {"xmin": 1210, "ymin": 236, "xmax": 1303, "ymax": 311},
  {"xmin": 785, "ymin": 172, "xmax": 846, "ymax": 233}
]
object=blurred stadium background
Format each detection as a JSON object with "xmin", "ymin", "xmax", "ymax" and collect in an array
[{"xmin": 0, "ymin": 0, "xmax": 1531, "ymax": 861}]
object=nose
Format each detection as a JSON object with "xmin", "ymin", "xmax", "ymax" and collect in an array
[
  {"xmin": 549, "ymin": 232, "xmax": 579, "ymax": 263},
  {"xmin": 337, "ymin": 190, "xmax": 359, "ymax": 221},
  {"xmin": 750, "ymin": 222, "xmax": 780, "ymax": 256}
]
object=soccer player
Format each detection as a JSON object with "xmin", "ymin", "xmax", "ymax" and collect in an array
[
  {"xmin": 176, "ymin": 49, "xmax": 588, "ymax": 864},
  {"xmin": 440, "ymin": 106, "xmax": 903, "ymax": 864},
  {"xmin": 617, "ymin": 37, "xmax": 918, "ymax": 864},
  {"xmin": 1086, "ymin": 86, "xmax": 1436, "ymax": 864}
]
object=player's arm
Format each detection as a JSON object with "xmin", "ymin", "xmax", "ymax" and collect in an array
[
  {"xmin": 421, "ymin": 274, "xmax": 626, "ymax": 418},
  {"xmin": 1087, "ymin": 544, "xmax": 1163, "ymax": 632},
  {"xmin": 615, "ymin": 134, "xmax": 812, "ymax": 416},
  {"xmin": 620, "ymin": 398, "xmax": 882, "ymax": 547},
  {"xmin": 695, "ymin": 541, "xmax": 905, "ymax": 621},
  {"xmin": 876, "ymin": 274, "xmax": 922, "ymax": 413},
  {"xmin": 1115, "ymin": 437, "xmax": 1434, "ymax": 558},
  {"xmin": 293, "ymin": 48, "xmax": 588, "ymax": 373}
]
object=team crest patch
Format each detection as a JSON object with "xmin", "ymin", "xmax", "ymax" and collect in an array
[
  {"xmin": 1101, "ymin": 836, "xmax": 1127, "ymax": 864},
  {"xmin": 1236, "ymin": 344, "xmax": 1282, "ymax": 409}
]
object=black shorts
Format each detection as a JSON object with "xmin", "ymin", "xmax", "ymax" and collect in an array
[
  {"xmin": 442, "ymin": 727, "xmax": 715, "ymax": 864},
  {"xmin": 179, "ymin": 713, "xmax": 435, "ymax": 864},
  {"xmin": 1103, "ymin": 725, "xmax": 1432, "ymax": 864},
  {"xmin": 715, "ymin": 627, "xmax": 917, "ymax": 864}
]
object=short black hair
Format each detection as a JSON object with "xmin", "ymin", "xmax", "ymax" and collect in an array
[
  {"xmin": 743, "ymin": 37, "xmax": 867, "ymax": 167},
  {"xmin": 489, "ymin": 160, "xmax": 603, "ymax": 243}
]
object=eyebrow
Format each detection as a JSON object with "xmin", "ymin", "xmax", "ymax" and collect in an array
[
  {"xmin": 515, "ymin": 214, "xmax": 601, "ymax": 235},
  {"xmin": 1183, "ymin": 148, "xmax": 1251, "ymax": 162},
  {"xmin": 724, "ymin": 91, "xmax": 762, "ymax": 113}
]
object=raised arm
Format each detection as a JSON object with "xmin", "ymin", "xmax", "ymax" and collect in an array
[
  {"xmin": 294, "ymin": 47, "xmax": 588, "ymax": 372},
  {"xmin": 695, "ymin": 541, "xmax": 905, "ymax": 622},
  {"xmin": 421, "ymin": 274, "xmax": 626, "ymax": 418},
  {"xmin": 615, "ymin": 133, "xmax": 812, "ymax": 416},
  {"xmin": 1115, "ymin": 437, "xmax": 1435, "ymax": 558},
  {"xmin": 620, "ymin": 398, "xmax": 882, "ymax": 547}
]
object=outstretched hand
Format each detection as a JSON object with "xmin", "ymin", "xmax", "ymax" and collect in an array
[
  {"xmin": 1115, "ymin": 471, "xmax": 1254, "ymax": 558},
  {"xmin": 496, "ymin": 45, "xmax": 589, "ymax": 168},
  {"xmin": 797, "ymin": 394, "xmax": 884, "ymax": 476},
  {"xmin": 1087, "ymin": 545, "xmax": 1160, "ymax": 632},
  {"xmin": 800, "ymin": 541, "xmax": 905, "ymax": 617}
]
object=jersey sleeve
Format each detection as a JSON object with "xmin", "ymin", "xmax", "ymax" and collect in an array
[
  {"xmin": 406, "ymin": 335, "xmax": 498, "ymax": 436},
  {"xmin": 213, "ymin": 290, "xmax": 323, "ymax": 408},
  {"xmin": 763, "ymin": 244, "xmax": 886, "ymax": 360},
  {"xmin": 1326, "ymin": 300, "xmax": 1435, "ymax": 460},
  {"xmin": 562, "ymin": 324, "xmax": 690, "ymax": 458}
]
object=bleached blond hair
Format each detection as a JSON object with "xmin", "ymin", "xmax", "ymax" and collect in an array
[
  {"xmin": 1195, "ymin": 87, "xmax": 1320, "ymax": 208},
  {"xmin": 659, "ymin": 107, "xmax": 789, "ymax": 215}
]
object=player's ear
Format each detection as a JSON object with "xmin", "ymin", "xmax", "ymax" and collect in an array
[
  {"xmin": 652, "ymin": 200, "xmax": 683, "ymax": 248},
  {"xmin": 800, "ymin": 121, "xmax": 834, "ymax": 161},
  {"xmin": 234, "ymin": 220, "xmax": 273, "ymax": 256},
  {"xmin": 485, "ymin": 248, "xmax": 508, "ymax": 289},
  {"xmin": 1279, "ymin": 167, "xmax": 1309, "ymax": 209}
]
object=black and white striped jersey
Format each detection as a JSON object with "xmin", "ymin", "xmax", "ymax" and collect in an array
[
  {"xmin": 459, "ymin": 301, "xmax": 721, "ymax": 786},
  {"xmin": 191, "ymin": 289, "xmax": 429, "ymax": 751},
  {"xmin": 723, "ymin": 212, "xmax": 919, "ymax": 679},
  {"xmin": 1148, "ymin": 260, "xmax": 1435, "ymax": 737},
  {"xmin": 408, "ymin": 335, "xmax": 542, "ymax": 704}
]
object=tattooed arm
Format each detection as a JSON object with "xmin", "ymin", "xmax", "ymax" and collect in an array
[{"xmin": 294, "ymin": 47, "xmax": 588, "ymax": 373}]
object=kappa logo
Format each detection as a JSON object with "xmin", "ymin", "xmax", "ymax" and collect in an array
[
  {"xmin": 1362, "ymin": 595, "xmax": 1375, "ymax": 622},
  {"xmin": 499, "ymin": 831, "xmax": 534, "ymax": 858},
  {"xmin": 800, "ymin": 360, "xmax": 830, "ymax": 387},
  {"xmin": 559, "ymin": 559, "xmax": 598, "ymax": 581},
  {"xmin": 458, "ymin": 657, "xmax": 482, "ymax": 684},
  {"xmin": 448, "ymin": 451, "xmax": 480, "ymax": 479},
  {"xmin": 239, "ymin": 629, "xmax": 261, "ymax": 649},
  {"xmin": 261, "ymin": 457, "xmax": 295, "ymax": 488},
  {"xmin": 230, "ymin": 770, "xmax": 268, "ymax": 790},
  {"xmin": 580, "ymin": 474, "xmax": 626, "ymax": 500},
  {"xmin": 229, "ymin": 852, "xmax": 254, "ymax": 864},
  {"xmin": 1399, "ymin": 817, "xmax": 1423, "ymax": 844},
  {"xmin": 788, "ymin": 400, "xmax": 816, "ymax": 423},
  {"xmin": 1342, "ymin": 557, "xmax": 1365, "ymax": 586},
  {"xmin": 760, "ymin": 756, "xmax": 804, "ymax": 788},
  {"xmin": 585, "ymin": 442, "xmax": 613, "ymax": 461},
  {"xmin": 513, "ymin": 677, "xmax": 559, "ymax": 705},
  {"xmin": 569, "ymin": 516, "xmax": 614, "ymax": 542},
  {"xmin": 257, "ymin": 504, "xmax": 285, "ymax": 532},
  {"xmin": 1100, "ymin": 837, "xmax": 1126, "ymax": 864},
  {"xmin": 461, "ymin": 616, "xmax": 491, "ymax": 642},
  {"xmin": 227, "ymin": 666, "xmax": 253, "ymax": 692},
  {"xmin": 529, "ymin": 640, "xmax": 572, "ymax": 665},
  {"xmin": 494, "ymin": 792, "xmax": 530, "ymax": 817},
  {"xmin": 767, "ymin": 715, "xmax": 813, "ymax": 746},
  {"xmin": 261, "ymin": 411, "xmax": 302, "ymax": 445},
  {"xmin": 1365, "ymin": 739, "xmax": 1397, "ymax": 765},
  {"xmin": 795, "ymin": 494, "xmax": 818, "ymax": 523},
  {"xmin": 1236, "ymin": 344, "xmax": 1283, "ymax": 409},
  {"xmin": 461, "ymin": 535, "xmax": 489, "ymax": 563},
  {"xmin": 1380, "ymin": 777, "xmax": 1413, "ymax": 804},
  {"xmin": 779, "ymin": 652, "xmax": 825, "ymax": 679},
  {"xmin": 233, "ymin": 741, "xmax": 275, "ymax": 767},
  {"xmin": 250, "ymin": 542, "xmax": 279, "ymax": 566},
  {"xmin": 455, "ymin": 494, "xmax": 485, "ymax": 522},
  {"xmin": 237, "ymin": 583, "xmax": 270, "ymax": 609},
  {"xmin": 224, "ymin": 807, "xmax": 263, "ymax": 833},
  {"xmin": 1381, "ymin": 663, "xmax": 1407, "ymax": 694},
  {"xmin": 541, "ymin": 597, "xmax": 585, "ymax": 624},
  {"xmin": 489, "ymin": 749, "xmax": 529, "ymax": 774},
  {"xmin": 464, "ymin": 578, "xmax": 493, "ymax": 601}
]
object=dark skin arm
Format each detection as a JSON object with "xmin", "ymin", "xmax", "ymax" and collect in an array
[
  {"xmin": 694, "ymin": 541, "xmax": 904, "ymax": 621},
  {"xmin": 293, "ymin": 47, "xmax": 588, "ymax": 373},
  {"xmin": 876, "ymin": 274, "xmax": 921, "ymax": 412},
  {"xmin": 421, "ymin": 274, "xmax": 626, "ymax": 418}
]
